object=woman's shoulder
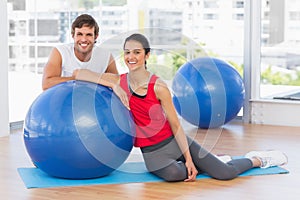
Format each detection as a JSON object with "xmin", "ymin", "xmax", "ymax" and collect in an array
[
  {"xmin": 153, "ymin": 76, "xmax": 170, "ymax": 97},
  {"xmin": 151, "ymin": 74, "xmax": 166, "ymax": 86},
  {"xmin": 119, "ymin": 73, "xmax": 128, "ymax": 85}
]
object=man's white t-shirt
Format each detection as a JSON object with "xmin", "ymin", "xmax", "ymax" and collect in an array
[{"xmin": 56, "ymin": 43, "xmax": 111, "ymax": 76}]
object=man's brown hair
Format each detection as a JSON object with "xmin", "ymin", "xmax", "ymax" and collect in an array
[{"xmin": 71, "ymin": 14, "xmax": 99, "ymax": 37}]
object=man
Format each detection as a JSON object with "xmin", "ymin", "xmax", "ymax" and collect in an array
[{"xmin": 42, "ymin": 14, "xmax": 118, "ymax": 90}]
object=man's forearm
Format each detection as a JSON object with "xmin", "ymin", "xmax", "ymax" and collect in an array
[
  {"xmin": 42, "ymin": 76, "xmax": 74, "ymax": 90},
  {"xmin": 75, "ymin": 69, "xmax": 119, "ymax": 89}
]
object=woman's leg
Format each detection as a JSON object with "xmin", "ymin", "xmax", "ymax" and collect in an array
[
  {"xmin": 187, "ymin": 136, "xmax": 253, "ymax": 180},
  {"xmin": 150, "ymin": 160, "xmax": 188, "ymax": 182},
  {"xmin": 141, "ymin": 136, "xmax": 286, "ymax": 182},
  {"xmin": 141, "ymin": 139, "xmax": 188, "ymax": 182}
]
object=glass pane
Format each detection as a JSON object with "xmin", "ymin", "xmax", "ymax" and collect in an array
[
  {"xmin": 8, "ymin": 0, "xmax": 104, "ymax": 123},
  {"xmin": 8, "ymin": 0, "xmax": 245, "ymax": 123},
  {"xmin": 260, "ymin": 0, "xmax": 300, "ymax": 99}
]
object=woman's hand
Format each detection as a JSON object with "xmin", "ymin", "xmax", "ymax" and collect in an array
[
  {"xmin": 112, "ymin": 84, "xmax": 130, "ymax": 110},
  {"xmin": 184, "ymin": 160, "xmax": 198, "ymax": 182}
]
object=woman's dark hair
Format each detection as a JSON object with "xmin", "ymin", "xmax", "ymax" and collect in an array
[
  {"xmin": 124, "ymin": 33, "xmax": 151, "ymax": 54},
  {"xmin": 71, "ymin": 14, "xmax": 99, "ymax": 37},
  {"xmin": 123, "ymin": 33, "xmax": 151, "ymax": 67}
]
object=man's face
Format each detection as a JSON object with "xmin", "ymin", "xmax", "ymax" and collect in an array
[{"xmin": 73, "ymin": 25, "xmax": 97, "ymax": 55}]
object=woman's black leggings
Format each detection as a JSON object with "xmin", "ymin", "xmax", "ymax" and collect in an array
[{"xmin": 141, "ymin": 136, "xmax": 253, "ymax": 182}]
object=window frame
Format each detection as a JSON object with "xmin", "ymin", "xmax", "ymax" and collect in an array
[{"xmin": 0, "ymin": 0, "xmax": 9, "ymax": 136}]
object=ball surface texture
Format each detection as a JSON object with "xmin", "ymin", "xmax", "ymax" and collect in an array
[
  {"xmin": 172, "ymin": 57, "xmax": 244, "ymax": 128},
  {"xmin": 24, "ymin": 80, "xmax": 135, "ymax": 179}
]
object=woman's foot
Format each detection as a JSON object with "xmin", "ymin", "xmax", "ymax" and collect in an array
[{"xmin": 245, "ymin": 150, "xmax": 288, "ymax": 168}]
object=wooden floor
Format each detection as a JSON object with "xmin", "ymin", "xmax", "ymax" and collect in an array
[{"xmin": 1, "ymin": 121, "xmax": 299, "ymax": 200}]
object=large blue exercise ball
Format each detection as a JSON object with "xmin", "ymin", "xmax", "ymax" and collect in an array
[
  {"xmin": 172, "ymin": 57, "xmax": 245, "ymax": 128},
  {"xmin": 24, "ymin": 80, "xmax": 135, "ymax": 179}
]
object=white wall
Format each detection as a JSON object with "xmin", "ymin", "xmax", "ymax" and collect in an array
[
  {"xmin": 0, "ymin": 1, "xmax": 9, "ymax": 137},
  {"xmin": 251, "ymin": 100, "xmax": 300, "ymax": 127}
]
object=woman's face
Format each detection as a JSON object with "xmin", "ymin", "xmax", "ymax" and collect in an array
[{"xmin": 123, "ymin": 40, "xmax": 149, "ymax": 71}]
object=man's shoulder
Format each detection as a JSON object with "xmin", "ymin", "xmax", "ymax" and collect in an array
[
  {"xmin": 57, "ymin": 43, "xmax": 73, "ymax": 48},
  {"xmin": 93, "ymin": 44, "xmax": 111, "ymax": 54},
  {"xmin": 56, "ymin": 43, "xmax": 73, "ymax": 53}
]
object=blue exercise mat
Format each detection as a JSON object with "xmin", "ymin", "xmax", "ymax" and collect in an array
[{"xmin": 18, "ymin": 161, "xmax": 289, "ymax": 189}]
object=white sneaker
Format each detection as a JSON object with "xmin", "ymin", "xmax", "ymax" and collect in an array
[
  {"xmin": 245, "ymin": 150, "xmax": 288, "ymax": 168},
  {"xmin": 216, "ymin": 155, "xmax": 232, "ymax": 163}
]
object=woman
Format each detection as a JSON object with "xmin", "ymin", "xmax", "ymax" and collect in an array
[{"xmin": 73, "ymin": 33, "xmax": 287, "ymax": 182}]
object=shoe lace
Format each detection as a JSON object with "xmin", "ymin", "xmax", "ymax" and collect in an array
[{"xmin": 259, "ymin": 156, "xmax": 272, "ymax": 168}]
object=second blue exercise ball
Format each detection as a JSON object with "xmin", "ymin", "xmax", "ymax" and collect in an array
[
  {"xmin": 24, "ymin": 80, "xmax": 135, "ymax": 179},
  {"xmin": 172, "ymin": 57, "xmax": 245, "ymax": 128}
]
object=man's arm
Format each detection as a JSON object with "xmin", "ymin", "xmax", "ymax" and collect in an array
[
  {"xmin": 42, "ymin": 47, "xmax": 74, "ymax": 90},
  {"xmin": 73, "ymin": 69, "xmax": 129, "ymax": 109},
  {"xmin": 105, "ymin": 54, "xmax": 118, "ymax": 74}
]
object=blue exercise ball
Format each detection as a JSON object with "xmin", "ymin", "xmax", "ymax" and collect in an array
[
  {"xmin": 172, "ymin": 57, "xmax": 245, "ymax": 128},
  {"xmin": 24, "ymin": 80, "xmax": 135, "ymax": 179}
]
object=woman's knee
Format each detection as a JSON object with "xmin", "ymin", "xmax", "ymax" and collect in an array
[
  {"xmin": 211, "ymin": 168, "xmax": 238, "ymax": 180},
  {"xmin": 152, "ymin": 162, "xmax": 188, "ymax": 182},
  {"xmin": 158, "ymin": 171, "xmax": 187, "ymax": 182}
]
